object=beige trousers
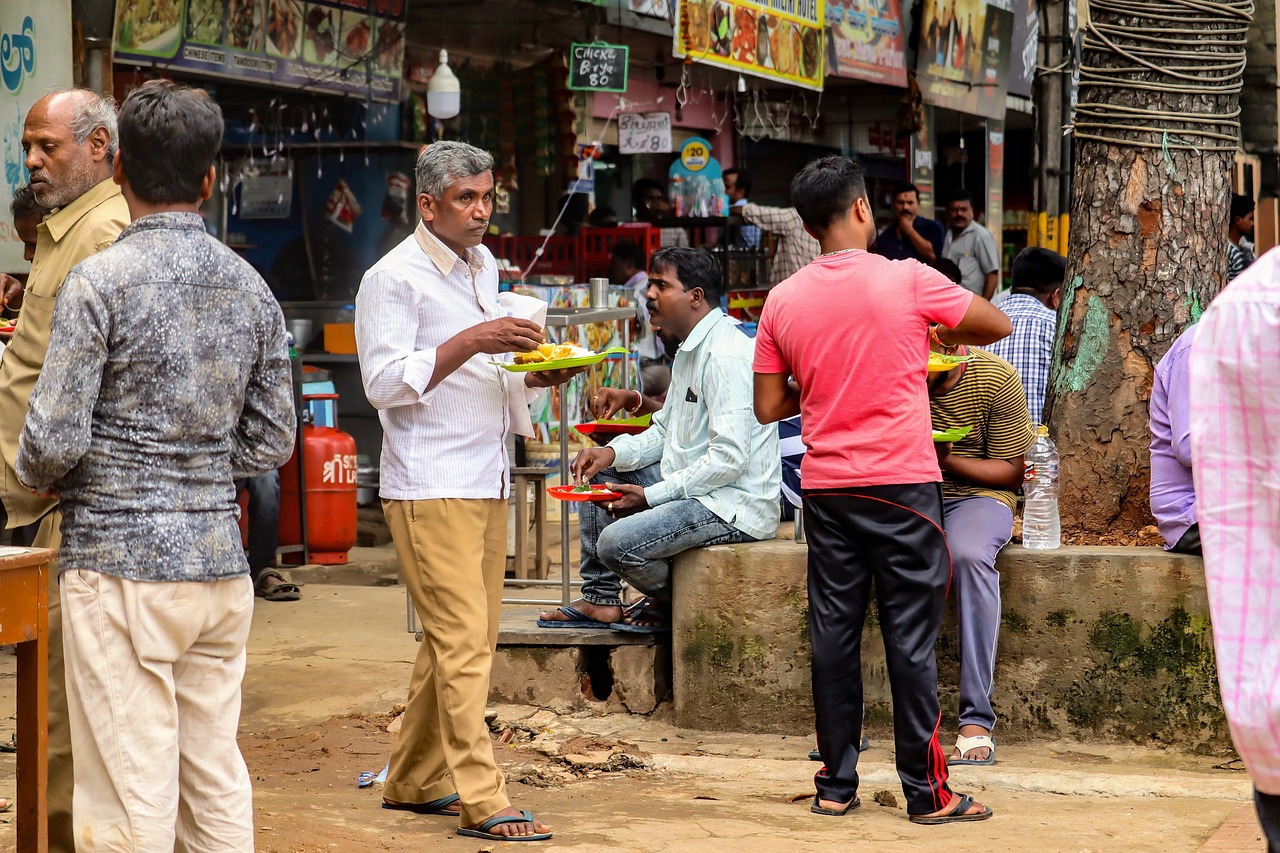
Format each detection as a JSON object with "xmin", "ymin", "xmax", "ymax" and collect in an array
[
  {"xmin": 382, "ymin": 498, "xmax": 509, "ymax": 826},
  {"xmin": 36, "ymin": 511, "xmax": 76, "ymax": 853},
  {"xmin": 61, "ymin": 569, "xmax": 255, "ymax": 853}
]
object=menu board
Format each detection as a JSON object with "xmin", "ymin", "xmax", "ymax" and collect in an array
[
  {"xmin": 674, "ymin": 0, "xmax": 826, "ymax": 92},
  {"xmin": 826, "ymin": 0, "xmax": 906, "ymax": 87},
  {"xmin": 113, "ymin": 0, "xmax": 407, "ymax": 102},
  {"xmin": 568, "ymin": 43, "xmax": 629, "ymax": 92},
  {"xmin": 915, "ymin": 0, "xmax": 1013, "ymax": 120}
]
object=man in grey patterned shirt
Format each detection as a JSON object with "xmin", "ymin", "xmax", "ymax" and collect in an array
[{"xmin": 17, "ymin": 80, "xmax": 294, "ymax": 849}]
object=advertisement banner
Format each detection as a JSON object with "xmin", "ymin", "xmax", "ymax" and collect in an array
[
  {"xmin": 113, "ymin": 0, "xmax": 407, "ymax": 103},
  {"xmin": 674, "ymin": 0, "xmax": 826, "ymax": 92},
  {"xmin": 910, "ymin": 105, "xmax": 937, "ymax": 219},
  {"xmin": 915, "ymin": 0, "xmax": 1013, "ymax": 119},
  {"xmin": 1008, "ymin": 0, "xmax": 1037, "ymax": 98},
  {"xmin": 580, "ymin": 0, "xmax": 671, "ymax": 18},
  {"xmin": 987, "ymin": 118, "xmax": 1004, "ymax": 263},
  {"xmin": 825, "ymin": 0, "xmax": 906, "ymax": 87},
  {"xmin": 1, "ymin": 3, "xmax": 73, "ymax": 273}
]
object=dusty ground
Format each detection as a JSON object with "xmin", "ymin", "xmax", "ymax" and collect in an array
[{"xmin": 0, "ymin": 546, "xmax": 1263, "ymax": 852}]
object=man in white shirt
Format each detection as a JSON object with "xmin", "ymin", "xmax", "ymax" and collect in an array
[
  {"xmin": 356, "ymin": 141, "xmax": 579, "ymax": 843},
  {"xmin": 538, "ymin": 247, "xmax": 781, "ymax": 632}
]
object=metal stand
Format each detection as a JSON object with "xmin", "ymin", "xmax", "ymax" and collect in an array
[{"xmin": 502, "ymin": 306, "xmax": 635, "ymax": 607}]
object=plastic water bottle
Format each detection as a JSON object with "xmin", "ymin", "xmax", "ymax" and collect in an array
[{"xmin": 1022, "ymin": 425, "xmax": 1061, "ymax": 550}]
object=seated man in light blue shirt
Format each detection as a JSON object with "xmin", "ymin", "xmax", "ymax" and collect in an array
[{"xmin": 539, "ymin": 247, "xmax": 781, "ymax": 632}]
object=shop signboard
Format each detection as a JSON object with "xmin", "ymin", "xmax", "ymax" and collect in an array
[
  {"xmin": 619, "ymin": 111, "xmax": 673, "ymax": 154},
  {"xmin": 915, "ymin": 0, "xmax": 1014, "ymax": 120},
  {"xmin": 579, "ymin": 0, "xmax": 671, "ymax": 19},
  {"xmin": 910, "ymin": 105, "xmax": 937, "ymax": 219},
  {"xmin": 568, "ymin": 42, "xmax": 629, "ymax": 93},
  {"xmin": 825, "ymin": 0, "xmax": 906, "ymax": 87},
  {"xmin": 112, "ymin": 0, "xmax": 407, "ymax": 103},
  {"xmin": 1, "ymin": 3, "xmax": 73, "ymax": 273},
  {"xmin": 673, "ymin": 0, "xmax": 826, "ymax": 92},
  {"xmin": 987, "ymin": 118, "xmax": 1004, "ymax": 262}
]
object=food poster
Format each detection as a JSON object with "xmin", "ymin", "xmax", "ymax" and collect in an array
[
  {"xmin": 668, "ymin": 137, "xmax": 730, "ymax": 218},
  {"xmin": 1, "ymin": 3, "xmax": 73, "ymax": 273},
  {"xmin": 674, "ymin": 0, "xmax": 826, "ymax": 92},
  {"xmin": 915, "ymin": 0, "xmax": 1014, "ymax": 120},
  {"xmin": 113, "ymin": 0, "xmax": 407, "ymax": 102},
  {"xmin": 825, "ymin": 0, "xmax": 906, "ymax": 87}
]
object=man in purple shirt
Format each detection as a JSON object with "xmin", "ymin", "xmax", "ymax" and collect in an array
[{"xmin": 1149, "ymin": 324, "xmax": 1199, "ymax": 554}]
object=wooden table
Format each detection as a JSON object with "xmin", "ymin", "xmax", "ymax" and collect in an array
[{"xmin": 0, "ymin": 547, "xmax": 53, "ymax": 853}]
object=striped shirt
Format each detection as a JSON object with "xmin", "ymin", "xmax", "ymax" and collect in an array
[
  {"xmin": 356, "ymin": 224, "xmax": 536, "ymax": 501},
  {"xmin": 983, "ymin": 293, "xmax": 1057, "ymax": 425},
  {"xmin": 1228, "ymin": 241, "xmax": 1254, "ymax": 282},
  {"xmin": 1189, "ymin": 248, "xmax": 1280, "ymax": 793},
  {"xmin": 739, "ymin": 203, "xmax": 821, "ymax": 285},
  {"xmin": 610, "ymin": 308, "xmax": 781, "ymax": 541},
  {"xmin": 929, "ymin": 348, "xmax": 1035, "ymax": 512}
]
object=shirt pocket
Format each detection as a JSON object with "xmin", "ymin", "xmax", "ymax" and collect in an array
[{"xmin": 7, "ymin": 287, "xmax": 57, "ymax": 367}]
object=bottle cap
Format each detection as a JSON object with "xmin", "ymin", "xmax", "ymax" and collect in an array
[{"xmin": 1035, "ymin": 424, "xmax": 1049, "ymax": 436}]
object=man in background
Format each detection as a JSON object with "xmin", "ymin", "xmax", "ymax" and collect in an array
[
  {"xmin": 610, "ymin": 239, "xmax": 670, "ymax": 397},
  {"xmin": 984, "ymin": 247, "xmax": 1065, "ymax": 426},
  {"xmin": 874, "ymin": 182, "xmax": 945, "ymax": 263},
  {"xmin": 1150, "ymin": 322, "xmax": 1201, "ymax": 555},
  {"xmin": 942, "ymin": 189, "xmax": 1000, "ymax": 299},
  {"xmin": 632, "ymin": 177, "xmax": 688, "ymax": 248},
  {"xmin": 1190, "ymin": 249, "xmax": 1280, "ymax": 851},
  {"xmin": 1, "ymin": 88, "xmax": 129, "ymax": 853},
  {"xmin": 722, "ymin": 167, "xmax": 761, "ymax": 249},
  {"xmin": 1228, "ymin": 193, "xmax": 1256, "ymax": 282},
  {"xmin": 738, "ymin": 197, "xmax": 821, "ymax": 285}
]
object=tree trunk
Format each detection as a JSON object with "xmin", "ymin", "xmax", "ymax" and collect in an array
[{"xmin": 1044, "ymin": 0, "xmax": 1253, "ymax": 535}]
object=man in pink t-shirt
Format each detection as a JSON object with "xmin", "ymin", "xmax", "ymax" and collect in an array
[{"xmin": 754, "ymin": 155, "xmax": 1011, "ymax": 824}]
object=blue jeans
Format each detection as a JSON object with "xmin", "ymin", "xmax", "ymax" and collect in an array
[
  {"xmin": 235, "ymin": 471, "xmax": 280, "ymax": 584},
  {"xmin": 578, "ymin": 463, "xmax": 753, "ymax": 606}
]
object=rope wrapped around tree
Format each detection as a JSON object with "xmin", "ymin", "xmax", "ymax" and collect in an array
[{"xmin": 1073, "ymin": 0, "xmax": 1253, "ymax": 152}]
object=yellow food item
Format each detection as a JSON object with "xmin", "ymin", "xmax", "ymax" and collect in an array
[{"xmin": 513, "ymin": 342, "xmax": 592, "ymax": 364}]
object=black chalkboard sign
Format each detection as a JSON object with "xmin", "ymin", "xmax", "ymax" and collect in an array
[{"xmin": 568, "ymin": 42, "xmax": 629, "ymax": 93}]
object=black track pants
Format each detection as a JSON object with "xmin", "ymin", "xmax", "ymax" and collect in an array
[{"xmin": 804, "ymin": 483, "xmax": 954, "ymax": 815}]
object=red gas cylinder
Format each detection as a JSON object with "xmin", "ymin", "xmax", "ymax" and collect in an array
[{"xmin": 278, "ymin": 393, "xmax": 358, "ymax": 564}]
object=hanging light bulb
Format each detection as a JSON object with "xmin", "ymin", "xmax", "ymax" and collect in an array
[
  {"xmin": 427, "ymin": 48, "xmax": 460, "ymax": 120},
  {"xmin": 737, "ymin": 74, "xmax": 746, "ymax": 94}
]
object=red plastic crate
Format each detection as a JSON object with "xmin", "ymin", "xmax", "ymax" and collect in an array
[
  {"xmin": 578, "ymin": 226, "xmax": 662, "ymax": 281},
  {"xmin": 503, "ymin": 236, "xmax": 578, "ymax": 277}
]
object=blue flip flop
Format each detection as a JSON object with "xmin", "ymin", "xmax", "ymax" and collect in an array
[
  {"xmin": 536, "ymin": 605, "xmax": 612, "ymax": 629},
  {"xmin": 609, "ymin": 598, "xmax": 670, "ymax": 634},
  {"xmin": 381, "ymin": 793, "xmax": 460, "ymax": 816},
  {"xmin": 457, "ymin": 808, "xmax": 552, "ymax": 842}
]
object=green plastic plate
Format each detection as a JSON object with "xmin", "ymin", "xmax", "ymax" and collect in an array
[
  {"xmin": 932, "ymin": 425, "xmax": 974, "ymax": 443},
  {"xmin": 492, "ymin": 346, "xmax": 629, "ymax": 373}
]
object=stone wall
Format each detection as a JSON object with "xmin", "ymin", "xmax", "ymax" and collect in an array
[{"xmin": 672, "ymin": 542, "xmax": 1229, "ymax": 752}]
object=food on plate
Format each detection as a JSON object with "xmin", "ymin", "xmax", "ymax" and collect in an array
[
  {"xmin": 0, "ymin": 316, "xmax": 17, "ymax": 334},
  {"xmin": 227, "ymin": 0, "xmax": 262, "ymax": 50},
  {"xmin": 344, "ymin": 18, "xmax": 371, "ymax": 57},
  {"xmin": 710, "ymin": 1, "xmax": 733, "ymax": 57},
  {"xmin": 513, "ymin": 343, "xmax": 592, "ymax": 365},
  {"xmin": 184, "ymin": 0, "xmax": 224, "ymax": 44},
  {"xmin": 685, "ymin": 0, "xmax": 711, "ymax": 53},
  {"xmin": 801, "ymin": 26, "xmax": 820, "ymax": 78},
  {"xmin": 757, "ymin": 14, "xmax": 772, "ymax": 68},
  {"xmin": 266, "ymin": 0, "xmax": 300, "ymax": 56},
  {"xmin": 928, "ymin": 352, "xmax": 975, "ymax": 372},
  {"xmin": 770, "ymin": 19, "xmax": 793, "ymax": 74},
  {"xmin": 731, "ymin": 7, "xmax": 757, "ymax": 64},
  {"xmin": 306, "ymin": 7, "xmax": 336, "ymax": 63},
  {"xmin": 115, "ymin": 0, "xmax": 180, "ymax": 50},
  {"xmin": 375, "ymin": 20, "xmax": 404, "ymax": 72}
]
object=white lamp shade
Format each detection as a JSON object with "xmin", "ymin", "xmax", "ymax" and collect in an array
[{"xmin": 427, "ymin": 49, "xmax": 460, "ymax": 120}]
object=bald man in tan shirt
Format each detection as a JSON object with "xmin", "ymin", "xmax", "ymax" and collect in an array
[{"xmin": 1, "ymin": 88, "xmax": 129, "ymax": 853}]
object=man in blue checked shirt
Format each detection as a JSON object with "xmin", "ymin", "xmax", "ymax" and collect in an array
[
  {"xmin": 539, "ymin": 247, "xmax": 781, "ymax": 633},
  {"xmin": 983, "ymin": 248, "xmax": 1066, "ymax": 426}
]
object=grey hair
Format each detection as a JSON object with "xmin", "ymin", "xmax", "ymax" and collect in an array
[
  {"xmin": 49, "ymin": 87, "xmax": 119, "ymax": 160},
  {"xmin": 415, "ymin": 141, "xmax": 493, "ymax": 198}
]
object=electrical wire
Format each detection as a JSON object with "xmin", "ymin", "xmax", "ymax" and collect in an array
[{"xmin": 1071, "ymin": 0, "xmax": 1254, "ymax": 152}]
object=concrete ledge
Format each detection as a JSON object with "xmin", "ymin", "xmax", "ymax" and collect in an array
[{"xmin": 672, "ymin": 542, "xmax": 1228, "ymax": 750}]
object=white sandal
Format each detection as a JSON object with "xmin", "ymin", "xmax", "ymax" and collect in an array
[{"xmin": 948, "ymin": 734, "xmax": 996, "ymax": 766}]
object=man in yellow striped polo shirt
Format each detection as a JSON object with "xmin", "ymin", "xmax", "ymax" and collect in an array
[{"xmin": 928, "ymin": 329, "xmax": 1035, "ymax": 768}]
